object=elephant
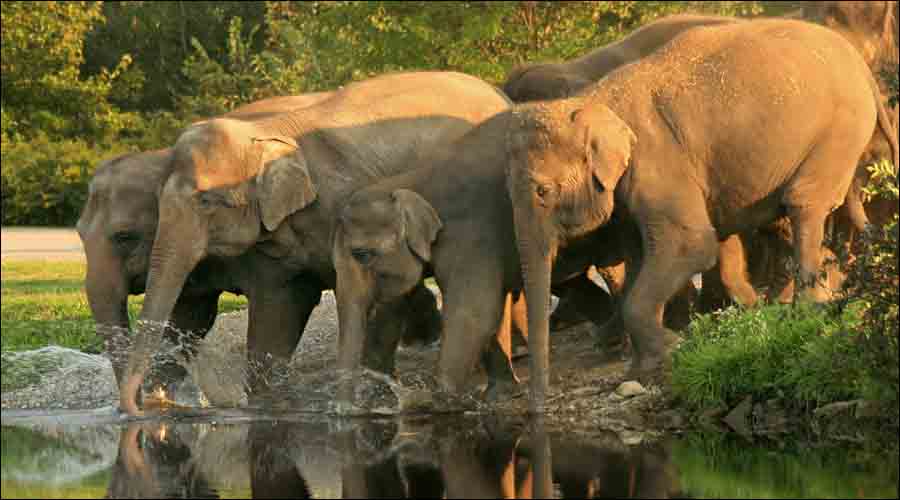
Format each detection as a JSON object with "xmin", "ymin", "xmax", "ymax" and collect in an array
[
  {"xmin": 503, "ymin": 14, "xmax": 740, "ymax": 103},
  {"xmin": 507, "ymin": 6, "xmax": 899, "ymax": 318},
  {"xmin": 698, "ymin": 1, "xmax": 900, "ymax": 311},
  {"xmin": 332, "ymin": 104, "xmax": 677, "ymax": 406},
  {"xmin": 505, "ymin": 14, "xmax": 742, "ymax": 333},
  {"xmin": 106, "ymin": 423, "xmax": 220, "ymax": 499},
  {"xmin": 506, "ymin": 19, "xmax": 895, "ymax": 411},
  {"xmin": 116, "ymin": 71, "xmax": 512, "ymax": 415},
  {"xmin": 77, "ymin": 92, "xmax": 342, "ymax": 393}
]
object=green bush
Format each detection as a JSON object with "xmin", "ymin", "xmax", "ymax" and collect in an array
[
  {"xmin": 1, "ymin": 135, "xmax": 132, "ymax": 226},
  {"xmin": 837, "ymin": 160, "xmax": 899, "ymax": 410},
  {"xmin": 672, "ymin": 303, "xmax": 866, "ymax": 410}
]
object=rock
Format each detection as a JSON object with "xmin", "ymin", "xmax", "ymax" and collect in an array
[
  {"xmin": 723, "ymin": 396, "xmax": 753, "ymax": 434},
  {"xmin": 813, "ymin": 400, "xmax": 859, "ymax": 419},
  {"xmin": 698, "ymin": 405, "xmax": 728, "ymax": 422},
  {"xmin": 615, "ymin": 381, "xmax": 647, "ymax": 398},
  {"xmin": 620, "ymin": 431, "xmax": 645, "ymax": 446}
]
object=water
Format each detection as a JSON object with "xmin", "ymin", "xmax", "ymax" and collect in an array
[{"xmin": 1, "ymin": 410, "xmax": 897, "ymax": 499}]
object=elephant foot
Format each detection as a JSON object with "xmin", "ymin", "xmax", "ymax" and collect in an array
[
  {"xmin": 592, "ymin": 316, "xmax": 629, "ymax": 359},
  {"xmin": 625, "ymin": 353, "xmax": 670, "ymax": 387},
  {"xmin": 483, "ymin": 379, "xmax": 525, "ymax": 404}
]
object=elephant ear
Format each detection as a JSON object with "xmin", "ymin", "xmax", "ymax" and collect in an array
[
  {"xmin": 254, "ymin": 136, "xmax": 318, "ymax": 232},
  {"xmin": 573, "ymin": 106, "xmax": 636, "ymax": 193},
  {"xmin": 392, "ymin": 189, "xmax": 442, "ymax": 263}
]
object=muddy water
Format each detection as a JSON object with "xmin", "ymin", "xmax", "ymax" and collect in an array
[{"xmin": 1, "ymin": 409, "xmax": 897, "ymax": 499}]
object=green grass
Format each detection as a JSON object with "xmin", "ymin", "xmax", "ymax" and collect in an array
[
  {"xmin": 671, "ymin": 303, "xmax": 875, "ymax": 411},
  {"xmin": 1, "ymin": 260, "xmax": 247, "ymax": 353}
]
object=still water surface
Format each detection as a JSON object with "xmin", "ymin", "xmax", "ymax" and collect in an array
[{"xmin": 1, "ymin": 408, "xmax": 897, "ymax": 499}]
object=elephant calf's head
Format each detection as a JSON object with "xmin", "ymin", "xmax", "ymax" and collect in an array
[
  {"xmin": 506, "ymin": 98, "xmax": 634, "ymax": 255},
  {"xmin": 333, "ymin": 189, "xmax": 442, "ymax": 307}
]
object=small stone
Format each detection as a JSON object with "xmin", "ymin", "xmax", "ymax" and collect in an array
[
  {"xmin": 615, "ymin": 381, "xmax": 647, "ymax": 398},
  {"xmin": 620, "ymin": 432, "xmax": 644, "ymax": 446},
  {"xmin": 723, "ymin": 396, "xmax": 753, "ymax": 434}
]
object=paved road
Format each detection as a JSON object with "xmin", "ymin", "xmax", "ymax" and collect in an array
[{"xmin": 1, "ymin": 227, "xmax": 85, "ymax": 261}]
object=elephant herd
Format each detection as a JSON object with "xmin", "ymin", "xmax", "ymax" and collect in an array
[{"xmin": 76, "ymin": 4, "xmax": 899, "ymax": 416}]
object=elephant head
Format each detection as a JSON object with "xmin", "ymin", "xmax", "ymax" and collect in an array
[
  {"xmin": 119, "ymin": 117, "xmax": 317, "ymax": 415},
  {"xmin": 505, "ymin": 99, "xmax": 635, "ymax": 412},
  {"xmin": 77, "ymin": 150, "xmax": 171, "ymax": 382},
  {"xmin": 332, "ymin": 189, "xmax": 442, "ymax": 396},
  {"xmin": 503, "ymin": 64, "xmax": 593, "ymax": 103}
]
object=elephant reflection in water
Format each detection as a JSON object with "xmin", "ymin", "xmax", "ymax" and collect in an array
[
  {"xmin": 107, "ymin": 419, "xmax": 677, "ymax": 499},
  {"xmin": 107, "ymin": 422, "xmax": 314, "ymax": 499},
  {"xmin": 432, "ymin": 425, "xmax": 677, "ymax": 499},
  {"xmin": 106, "ymin": 423, "xmax": 219, "ymax": 499}
]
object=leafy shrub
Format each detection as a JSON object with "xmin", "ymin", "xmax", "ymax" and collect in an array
[
  {"xmin": 836, "ymin": 160, "xmax": 899, "ymax": 410},
  {"xmin": 672, "ymin": 303, "xmax": 865, "ymax": 410},
  {"xmin": 1, "ymin": 135, "xmax": 131, "ymax": 226}
]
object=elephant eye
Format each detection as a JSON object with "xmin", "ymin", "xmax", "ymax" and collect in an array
[
  {"xmin": 112, "ymin": 231, "xmax": 141, "ymax": 249},
  {"xmin": 536, "ymin": 184, "xmax": 550, "ymax": 198},
  {"xmin": 593, "ymin": 176, "xmax": 606, "ymax": 194},
  {"xmin": 351, "ymin": 248, "xmax": 377, "ymax": 265}
]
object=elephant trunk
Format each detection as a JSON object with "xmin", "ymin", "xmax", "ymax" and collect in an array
[
  {"xmin": 120, "ymin": 227, "xmax": 206, "ymax": 415},
  {"xmin": 513, "ymin": 204, "xmax": 554, "ymax": 415},
  {"xmin": 85, "ymin": 255, "xmax": 131, "ymax": 385},
  {"xmin": 334, "ymin": 268, "xmax": 372, "ymax": 408}
]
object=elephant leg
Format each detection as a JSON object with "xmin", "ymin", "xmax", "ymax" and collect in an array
[
  {"xmin": 364, "ymin": 297, "xmax": 408, "ymax": 376},
  {"xmin": 437, "ymin": 279, "xmax": 507, "ymax": 395},
  {"xmin": 662, "ymin": 280, "xmax": 698, "ymax": 331},
  {"xmin": 148, "ymin": 292, "xmax": 220, "ymax": 393},
  {"xmin": 592, "ymin": 262, "xmax": 633, "ymax": 356},
  {"xmin": 623, "ymin": 225, "xmax": 718, "ymax": 382},
  {"xmin": 399, "ymin": 282, "xmax": 442, "ymax": 347},
  {"xmin": 246, "ymin": 280, "xmax": 321, "ymax": 393},
  {"xmin": 482, "ymin": 292, "xmax": 520, "ymax": 401},
  {"xmin": 787, "ymin": 207, "xmax": 830, "ymax": 302},
  {"xmin": 718, "ymin": 233, "xmax": 759, "ymax": 307}
]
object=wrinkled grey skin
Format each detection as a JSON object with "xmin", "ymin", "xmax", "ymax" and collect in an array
[
  {"xmin": 503, "ymin": 14, "xmax": 739, "ymax": 103},
  {"xmin": 118, "ymin": 71, "xmax": 511, "ymax": 415},
  {"xmin": 508, "ymin": 20, "xmax": 889, "ymax": 411},
  {"xmin": 332, "ymin": 110, "xmax": 646, "ymax": 405},
  {"xmin": 77, "ymin": 93, "xmax": 333, "ymax": 389}
]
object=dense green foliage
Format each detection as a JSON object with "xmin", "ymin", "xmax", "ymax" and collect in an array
[
  {"xmin": 673, "ymin": 165, "xmax": 899, "ymax": 416},
  {"xmin": 3, "ymin": 1, "xmax": 772, "ymax": 226},
  {"xmin": 0, "ymin": 261, "xmax": 247, "ymax": 352}
]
